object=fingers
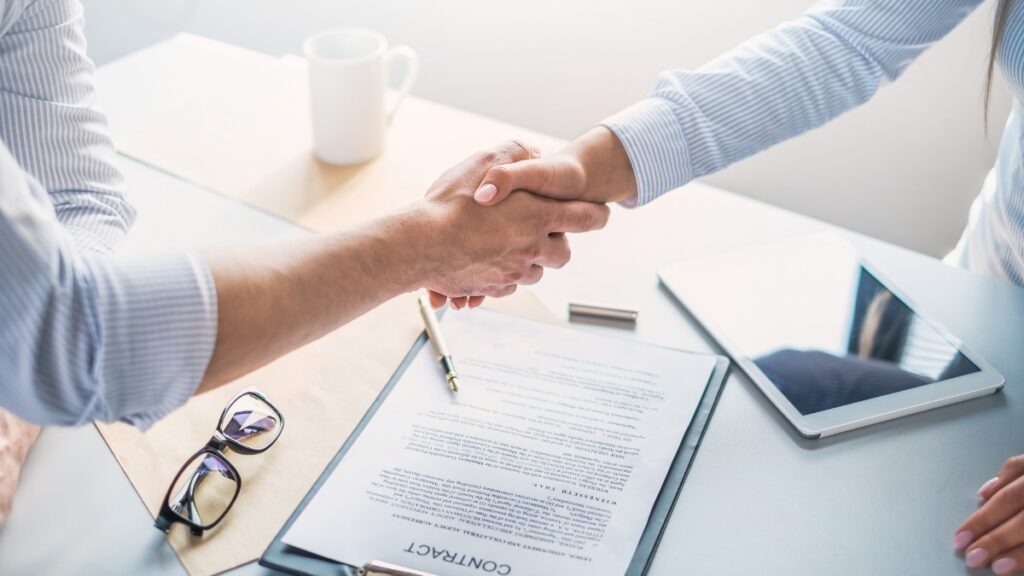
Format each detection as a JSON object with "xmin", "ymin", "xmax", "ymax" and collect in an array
[
  {"xmin": 475, "ymin": 158, "xmax": 555, "ymax": 205},
  {"xmin": 534, "ymin": 234, "xmax": 571, "ymax": 269},
  {"xmin": 448, "ymin": 291, "xmax": 500, "ymax": 309},
  {"xmin": 956, "ymin": 474, "xmax": 1024, "ymax": 571},
  {"xmin": 474, "ymin": 154, "xmax": 587, "ymax": 206},
  {"xmin": 959, "ymin": 466, "xmax": 1024, "ymax": 547},
  {"xmin": 462, "ymin": 140, "xmax": 541, "ymax": 203},
  {"xmin": 436, "ymin": 263, "xmax": 540, "ymax": 309},
  {"xmin": 981, "ymin": 456, "xmax": 1024, "ymax": 501},
  {"xmin": 517, "ymin": 265, "xmax": 545, "ymax": 286},
  {"xmin": 489, "ymin": 284, "xmax": 518, "ymax": 298},
  {"xmin": 435, "ymin": 294, "xmax": 484, "ymax": 310},
  {"xmin": 963, "ymin": 509, "xmax": 1024, "ymax": 571},
  {"xmin": 431, "ymin": 140, "xmax": 540, "ymax": 200},
  {"xmin": 989, "ymin": 544, "xmax": 1024, "ymax": 575},
  {"xmin": 474, "ymin": 140, "xmax": 539, "ymax": 176},
  {"xmin": 547, "ymin": 200, "xmax": 611, "ymax": 233},
  {"xmin": 428, "ymin": 290, "xmax": 448, "ymax": 309},
  {"xmin": 489, "ymin": 139, "xmax": 539, "ymax": 164}
]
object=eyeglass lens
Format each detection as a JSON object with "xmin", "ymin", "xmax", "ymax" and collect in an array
[
  {"xmin": 167, "ymin": 451, "xmax": 240, "ymax": 529},
  {"xmin": 219, "ymin": 393, "xmax": 281, "ymax": 451}
]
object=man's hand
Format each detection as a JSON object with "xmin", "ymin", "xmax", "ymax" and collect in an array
[
  {"xmin": 0, "ymin": 410, "xmax": 40, "ymax": 525},
  {"xmin": 471, "ymin": 127, "xmax": 638, "ymax": 207},
  {"xmin": 418, "ymin": 141, "xmax": 610, "ymax": 306},
  {"xmin": 199, "ymin": 140, "xmax": 608, "ymax": 393},
  {"xmin": 954, "ymin": 455, "xmax": 1024, "ymax": 574}
]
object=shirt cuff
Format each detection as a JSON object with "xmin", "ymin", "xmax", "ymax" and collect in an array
[
  {"xmin": 83, "ymin": 249, "xmax": 218, "ymax": 430},
  {"xmin": 600, "ymin": 98, "xmax": 693, "ymax": 207}
]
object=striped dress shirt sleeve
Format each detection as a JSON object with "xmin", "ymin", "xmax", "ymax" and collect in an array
[
  {"xmin": 0, "ymin": 0, "xmax": 218, "ymax": 429},
  {"xmin": 0, "ymin": 0, "xmax": 132, "ymax": 254},
  {"xmin": 602, "ymin": 0, "xmax": 985, "ymax": 206}
]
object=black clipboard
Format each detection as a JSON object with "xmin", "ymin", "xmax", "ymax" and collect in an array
[{"xmin": 260, "ymin": 317, "xmax": 730, "ymax": 576}]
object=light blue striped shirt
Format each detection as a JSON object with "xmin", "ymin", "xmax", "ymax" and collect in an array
[
  {"xmin": 604, "ymin": 0, "xmax": 1024, "ymax": 286},
  {"xmin": 0, "ymin": 0, "xmax": 217, "ymax": 428}
]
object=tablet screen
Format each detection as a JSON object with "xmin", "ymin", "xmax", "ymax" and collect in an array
[{"xmin": 676, "ymin": 236, "xmax": 980, "ymax": 415}]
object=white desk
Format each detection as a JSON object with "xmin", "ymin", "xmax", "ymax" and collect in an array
[{"xmin": 1, "ymin": 154, "xmax": 1022, "ymax": 575}]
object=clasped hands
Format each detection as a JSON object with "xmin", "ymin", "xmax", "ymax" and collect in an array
[{"xmin": 416, "ymin": 127, "xmax": 636, "ymax": 310}]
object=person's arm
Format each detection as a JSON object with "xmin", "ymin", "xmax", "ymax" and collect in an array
[
  {"xmin": 0, "ymin": 140, "xmax": 609, "ymax": 427},
  {"xmin": 0, "ymin": 0, "xmax": 132, "ymax": 525},
  {"xmin": 201, "ymin": 142, "xmax": 609, "ymax": 390},
  {"xmin": 473, "ymin": 0, "xmax": 984, "ymax": 207},
  {"xmin": 0, "ymin": 0, "xmax": 133, "ymax": 254}
]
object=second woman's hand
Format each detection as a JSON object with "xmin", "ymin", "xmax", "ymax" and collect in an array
[
  {"xmin": 955, "ymin": 455, "xmax": 1024, "ymax": 575},
  {"xmin": 472, "ymin": 126, "xmax": 638, "ymax": 207}
]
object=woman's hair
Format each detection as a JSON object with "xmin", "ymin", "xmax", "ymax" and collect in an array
[{"xmin": 987, "ymin": 0, "xmax": 1014, "ymax": 119}]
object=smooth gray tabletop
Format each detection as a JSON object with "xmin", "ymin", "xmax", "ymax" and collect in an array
[{"xmin": 0, "ymin": 155, "xmax": 1021, "ymax": 576}]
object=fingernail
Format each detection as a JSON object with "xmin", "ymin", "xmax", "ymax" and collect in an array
[
  {"xmin": 474, "ymin": 183, "xmax": 497, "ymax": 203},
  {"xmin": 966, "ymin": 548, "xmax": 989, "ymax": 568},
  {"xmin": 954, "ymin": 531, "xmax": 975, "ymax": 551},
  {"xmin": 979, "ymin": 477, "xmax": 1000, "ymax": 499},
  {"xmin": 994, "ymin": 558, "xmax": 1019, "ymax": 575}
]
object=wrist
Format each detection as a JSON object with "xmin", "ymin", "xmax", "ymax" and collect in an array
[
  {"xmin": 376, "ymin": 201, "xmax": 446, "ymax": 293},
  {"xmin": 567, "ymin": 126, "xmax": 637, "ymax": 204}
]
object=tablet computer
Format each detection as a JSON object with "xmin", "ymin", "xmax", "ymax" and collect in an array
[{"xmin": 658, "ymin": 233, "xmax": 1003, "ymax": 438}]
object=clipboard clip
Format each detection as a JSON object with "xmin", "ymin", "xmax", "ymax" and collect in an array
[{"xmin": 361, "ymin": 560, "xmax": 439, "ymax": 576}]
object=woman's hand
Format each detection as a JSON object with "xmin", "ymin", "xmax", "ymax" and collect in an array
[
  {"xmin": 472, "ymin": 126, "xmax": 638, "ymax": 207},
  {"xmin": 955, "ymin": 455, "xmax": 1024, "ymax": 574}
]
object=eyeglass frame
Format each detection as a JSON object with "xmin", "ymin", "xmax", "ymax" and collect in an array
[{"xmin": 154, "ymin": 389, "xmax": 285, "ymax": 536}]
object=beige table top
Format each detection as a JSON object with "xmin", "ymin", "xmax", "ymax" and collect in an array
[{"xmin": 95, "ymin": 34, "xmax": 567, "ymax": 232}]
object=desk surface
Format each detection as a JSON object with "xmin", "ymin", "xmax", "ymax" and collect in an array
[{"xmin": 1, "ymin": 153, "xmax": 1022, "ymax": 575}]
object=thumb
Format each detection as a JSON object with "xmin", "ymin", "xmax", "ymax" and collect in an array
[
  {"xmin": 548, "ymin": 200, "xmax": 611, "ymax": 233},
  {"xmin": 474, "ymin": 158, "xmax": 561, "ymax": 206}
]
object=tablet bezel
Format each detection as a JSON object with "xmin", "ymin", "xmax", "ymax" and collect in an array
[{"xmin": 658, "ymin": 235, "xmax": 1004, "ymax": 439}]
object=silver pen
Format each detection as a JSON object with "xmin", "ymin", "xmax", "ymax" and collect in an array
[{"xmin": 417, "ymin": 295, "xmax": 460, "ymax": 392}]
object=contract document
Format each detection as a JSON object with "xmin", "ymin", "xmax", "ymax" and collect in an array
[{"xmin": 282, "ymin": 309, "xmax": 718, "ymax": 576}]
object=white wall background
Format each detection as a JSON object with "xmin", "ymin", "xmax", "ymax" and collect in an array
[{"xmin": 83, "ymin": 0, "xmax": 1013, "ymax": 257}]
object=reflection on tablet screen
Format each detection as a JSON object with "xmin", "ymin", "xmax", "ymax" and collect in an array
[{"xmin": 751, "ymin": 267, "xmax": 979, "ymax": 415}]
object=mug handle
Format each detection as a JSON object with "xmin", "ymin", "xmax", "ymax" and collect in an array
[{"xmin": 384, "ymin": 45, "xmax": 420, "ymax": 124}]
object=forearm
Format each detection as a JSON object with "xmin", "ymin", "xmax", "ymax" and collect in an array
[
  {"xmin": 2, "ymin": 140, "xmax": 603, "ymax": 427},
  {"xmin": 601, "ymin": 0, "xmax": 980, "ymax": 205},
  {"xmin": 199, "ymin": 206, "xmax": 432, "ymax": 391}
]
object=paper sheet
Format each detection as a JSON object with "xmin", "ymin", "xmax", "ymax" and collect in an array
[
  {"xmin": 282, "ymin": 310, "xmax": 717, "ymax": 576},
  {"xmin": 96, "ymin": 292, "xmax": 556, "ymax": 576}
]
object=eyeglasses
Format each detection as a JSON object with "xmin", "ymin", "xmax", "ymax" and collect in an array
[{"xmin": 154, "ymin": 389, "xmax": 284, "ymax": 536}]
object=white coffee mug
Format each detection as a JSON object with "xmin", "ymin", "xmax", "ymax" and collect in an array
[{"xmin": 304, "ymin": 28, "xmax": 419, "ymax": 165}]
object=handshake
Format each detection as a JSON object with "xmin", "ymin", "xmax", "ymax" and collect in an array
[{"xmin": 405, "ymin": 128, "xmax": 637, "ymax": 309}]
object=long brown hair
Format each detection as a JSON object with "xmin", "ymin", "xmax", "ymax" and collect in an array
[{"xmin": 987, "ymin": 0, "xmax": 1014, "ymax": 119}]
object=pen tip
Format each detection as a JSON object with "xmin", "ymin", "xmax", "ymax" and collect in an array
[{"xmin": 449, "ymin": 377, "xmax": 459, "ymax": 393}]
